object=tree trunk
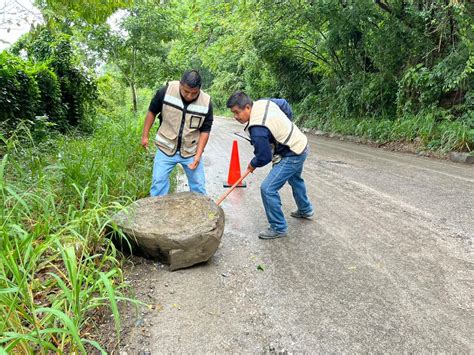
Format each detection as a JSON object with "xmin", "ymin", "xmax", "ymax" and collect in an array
[
  {"xmin": 131, "ymin": 81, "xmax": 137, "ymax": 113},
  {"xmin": 114, "ymin": 60, "xmax": 137, "ymax": 113}
]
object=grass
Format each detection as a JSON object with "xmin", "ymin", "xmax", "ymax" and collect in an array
[
  {"xmin": 302, "ymin": 110, "xmax": 473, "ymax": 152},
  {"xmin": 219, "ymin": 99, "xmax": 472, "ymax": 153},
  {"xmin": 0, "ymin": 100, "xmax": 161, "ymax": 352}
]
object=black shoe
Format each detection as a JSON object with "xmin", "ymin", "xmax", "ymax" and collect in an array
[
  {"xmin": 290, "ymin": 210, "xmax": 314, "ymax": 220},
  {"xmin": 258, "ymin": 228, "xmax": 288, "ymax": 239}
]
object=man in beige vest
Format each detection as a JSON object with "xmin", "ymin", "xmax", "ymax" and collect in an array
[
  {"xmin": 227, "ymin": 91, "xmax": 313, "ymax": 239},
  {"xmin": 141, "ymin": 70, "xmax": 213, "ymax": 196}
]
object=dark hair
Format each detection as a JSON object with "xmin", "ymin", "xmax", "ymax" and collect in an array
[
  {"xmin": 226, "ymin": 91, "xmax": 253, "ymax": 109},
  {"xmin": 180, "ymin": 70, "xmax": 202, "ymax": 88}
]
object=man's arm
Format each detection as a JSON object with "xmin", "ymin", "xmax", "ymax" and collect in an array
[
  {"xmin": 199, "ymin": 101, "xmax": 214, "ymax": 133},
  {"xmin": 188, "ymin": 132, "xmax": 210, "ymax": 170},
  {"xmin": 189, "ymin": 101, "xmax": 214, "ymax": 169},
  {"xmin": 141, "ymin": 86, "xmax": 167, "ymax": 149},
  {"xmin": 247, "ymin": 126, "xmax": 273, "ymax": 172},
  {"xmin": 141, "ymin": 111, "xmax": 157, "ymax": 149}
]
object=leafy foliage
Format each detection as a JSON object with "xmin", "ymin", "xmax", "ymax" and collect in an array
[
  {"xmin": 173, "ymin": 0, "xmax": 472, "ymax": 151},
  {"xmin": 37, "ymin": 0, "xmax": 133, "ymax": 24},
  {"xmin": 33, "ymin": 63, "xmax": 65, "ymax": 127},
  {"xmin": 1, "ymin": 28, "xmax": 97, "ymax": 134},
  {"xmin": 87, "ymin": 0, "xmax": 175, "ymax": 111},
  {"xmin": 29, "ymin": 29, "xmax": 98, "ymax": 128},
  {"xmin": 1, "ymin": 1, "xmax": 473, "ymax": 351},
  {"xmin": 0, "ymin": 52, "xmax": 40, "ymax": 133}
]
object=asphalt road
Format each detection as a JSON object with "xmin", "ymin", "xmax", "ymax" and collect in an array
[{"xmin": 116, "ymin": 117, "xmax": 473, "ymax": 353}]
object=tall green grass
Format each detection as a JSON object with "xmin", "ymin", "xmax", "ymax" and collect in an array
[
  {"xmin": 0, "ymin": 105, "xmax": 154, "ymax": 352},
  {"xmin": 303, "ymin": 110, "xmax": 473, "ymax": 152}
]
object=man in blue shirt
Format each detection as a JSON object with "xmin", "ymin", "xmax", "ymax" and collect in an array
[{"xmin": 227, "ymin": 91, "xmax": 314, "ymax": 239}]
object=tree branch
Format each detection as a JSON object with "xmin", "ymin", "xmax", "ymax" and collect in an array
[{"xmin": 374, "ymin": 0, "xmax": 392, "ymax": 13}]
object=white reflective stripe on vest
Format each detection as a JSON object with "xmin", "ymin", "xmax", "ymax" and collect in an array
[
  {"xmin": 187, "ymin": 103, "xmax": 208, "ymax": 114},
  {"xmin": 155, "ymin": 133, "xmax": 175, "ymax": 149},
  {"xmin": 163, "ymin": 94, "xmax": 184, "ymax": 109}
]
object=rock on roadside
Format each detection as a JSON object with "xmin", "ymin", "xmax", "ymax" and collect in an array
[
  {"xmin": 111, "ymin": 192, "xmax": 225, "ymax": 271},
  {"xmin": 448, "ymin": 152, "xmax": 474, "ymax": 164}
]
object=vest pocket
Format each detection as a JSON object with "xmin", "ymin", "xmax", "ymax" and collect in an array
[
  {"xmin": 155, "ymin": 128, "xmax": 177, "ymax": 150},
  {"xmin": 189, "ymin": 115, "xmax": 203, "ymax": 129},
  {"xmin": 182, "ymin": 130, "xmax": 199, "ymax": 155}
]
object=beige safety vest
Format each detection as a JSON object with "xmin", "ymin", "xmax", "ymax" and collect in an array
[
  {"xmin": 154, "ymin": 81, "xmax": 211, "ymax": 158},
  {"xmin": 245, "ymin": 100, "xmax": 307, "ymax": 155}
]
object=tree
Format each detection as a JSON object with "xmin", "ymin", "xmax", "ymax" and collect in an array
[
  {"xmin": 36, "ymin": 0, "xmax": 133, "ymax": 24},
  {"xmin": 88, "ymin": 0, "xmax": 174, "ymax": 111}
]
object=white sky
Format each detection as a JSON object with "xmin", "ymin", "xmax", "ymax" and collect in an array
[
  {"xmin": 0, "ymin": 0, "xmax": 43, "ymax": 50},
  {"xmin": 0, "ymin": 2, "xmax": 126, "ymax": 50}
]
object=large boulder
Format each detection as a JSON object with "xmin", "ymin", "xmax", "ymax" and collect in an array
[{"xmin": 111, "ymin": 192, "xmax": 225, "ymax": 271}]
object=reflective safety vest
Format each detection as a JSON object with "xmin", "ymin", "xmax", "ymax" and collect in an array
[
  {"xmin": 154, "ymin": 81, "xmax": 211, "ymax": 158},
  {"xmin": 245, "ymin": 100, "xmax": 307, "ymax": 155}
]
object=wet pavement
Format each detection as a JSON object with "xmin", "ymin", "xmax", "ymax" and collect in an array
[{"xmin": 116, "ymin": 117, "xmax": 473, "ymax": 353}]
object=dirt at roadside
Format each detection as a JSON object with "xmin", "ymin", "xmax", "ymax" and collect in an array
[{"xmin": 87, "ymin": 256, "xmax": 164, "ymax": 353}]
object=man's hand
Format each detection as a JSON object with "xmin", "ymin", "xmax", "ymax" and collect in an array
[
  {"xmin": 141, "ymin": 111, "xmax": 156, "ymax": 150},
  {"xmin": 188, "ymin": 157, "xmax": 200, "ymax": 170},
  {"xmin": 190, "ymin": 132, "xmax": 209, "ymax": 170},
  {"xmin": 141, "ymin": 136, "xmax": 149, "ymax": 150},
  {"xmin": 247, "ymin": 163, "xmax": 256, "ymax": 173}
]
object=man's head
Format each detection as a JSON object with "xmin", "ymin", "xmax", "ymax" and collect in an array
[
  {"xmin": 226, "ymin": 91, "xmax": 253, "ymax": 124},
  {"xmin": 179, "ymin": 70, "xmax": 202, "ymax": 102}
]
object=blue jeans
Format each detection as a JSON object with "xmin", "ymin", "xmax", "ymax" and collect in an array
[
  {"xmin": 151, "ymin": 149, "xmax": 206, "ymax": 196},
  {"xmin": 260, "ymin": 148, "xmax": 313, "ymax": 233}
]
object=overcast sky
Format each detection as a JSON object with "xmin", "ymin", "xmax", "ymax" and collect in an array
[
  {"xmin": 0, "ymin": 1, "xmax": 126, "ymax": 51},
  {"xmin": 0, "ymin": 0, "xmax": 43, "ymax": 50}
]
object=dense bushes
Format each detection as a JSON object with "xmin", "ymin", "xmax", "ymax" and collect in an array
[
  {"xmin": 0, "ymin": 29, "xmax": 97, "ymax": 136},
  {"xmin": 34, "ymin": 64, "xmax": 66, "ymax": 128},
  {"xmin": 96, "ymin": 72, "xmax": 128, "ymax": 115},
  {"xmin": 0, "ymin": 53, "xmax": 40, "ymax": 133}
]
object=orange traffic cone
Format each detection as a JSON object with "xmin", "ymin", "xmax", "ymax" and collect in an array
[{"xmin": 224, "ymin": 140, "xmax": 247, "ymax": 188}]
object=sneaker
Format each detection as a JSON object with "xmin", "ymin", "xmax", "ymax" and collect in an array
[
  {"xmin": 290, "ymin": 210, "xmax": 314, "ymax": 220},
  {"xmin": 258, "ymin": 228, "xmax": 288, "ymax": 240}
]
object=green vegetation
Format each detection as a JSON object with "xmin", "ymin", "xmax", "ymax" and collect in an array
[
  {"xmin": 0, "ymin": 0, "xmax": 473, "ymax": 351},
  {"xmin": 0, "ymin": 78, "xmax": 154, "ymax": 351},
  {"xmin": 3, "ymin": 0, "xmax": 472, "ymax": 151},
  {"xmin": 171, "ymin": 0, "xmax": 473, "ymax": 152},
  {"xmin": 4, "ymin": 29, "xmax": 97, "ymax": 134}
]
